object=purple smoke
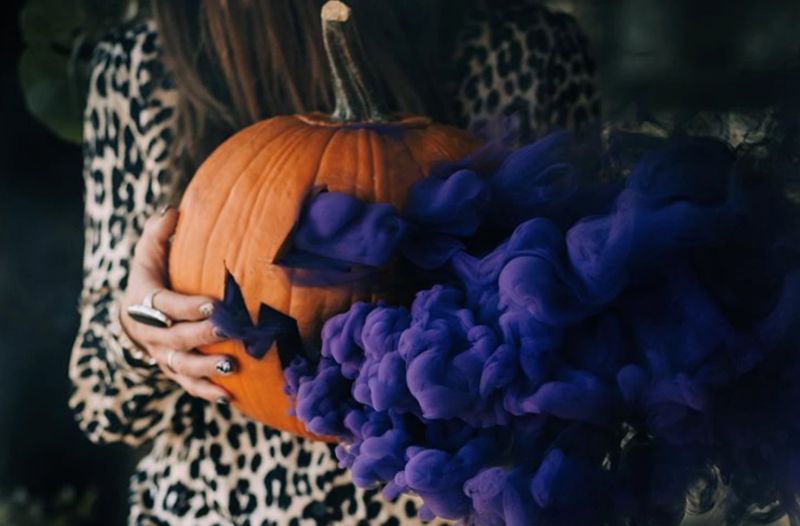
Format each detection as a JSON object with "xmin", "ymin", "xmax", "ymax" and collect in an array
[{"xmin": 282, "ymin": 132, "xmax": 800, "ymax": 524}]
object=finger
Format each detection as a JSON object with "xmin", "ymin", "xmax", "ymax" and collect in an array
[
  {"xmin": 134, "ymin": 207, "xmax": 179, "ymax": 278},
  {"xmin": 177, "ymin": 375, "xmax": 232, "ymax": 405},
  {"xmin": 155, "ymin": 349, "xmax": 237, "ymax": 378},
  {"xmin": 158, "ymin": 320, "xmax": 226, "ymax": 351},
  {"xmin": 137, "ymin": 319, "xmax": 225, "ymax": 352},
  {"xmin": 152, "ymin": 289, "xmax": 217, "ymax": 322}
]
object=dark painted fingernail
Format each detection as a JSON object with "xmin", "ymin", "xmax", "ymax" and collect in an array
[
  {"xmin": 215, "ymin": 358, "xmax": 235, "ymax": 376},
  {"xmin": 158, "ymin": 204, "xmax": 171, "ymax": 217},
  {"xmin": 199, "ymin": 303, "xmax": 215, "ymax": 318},
  {"xmin": 213, "ymin": 327, "xmax": 228, "ymax": 339},
  {"xmin": 216, "ymin": 396, "xmax": 229, "ymax": 406}
]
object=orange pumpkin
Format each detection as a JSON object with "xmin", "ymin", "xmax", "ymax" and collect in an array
[{"xmin": 168, "ymin": 0, "xmax": 480, "ymax": 439}]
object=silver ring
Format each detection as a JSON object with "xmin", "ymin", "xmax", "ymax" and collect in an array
[
  {"xmin": 127, "ymin": 288, "xmax": 173, "ymax": 328},
  {"xmin": 143, "ymin": 289, "xmax": 163, "ymax": 310},
  {"xmin": 166, "ymin": 349, "xmax": 179, "ymax": 373}
]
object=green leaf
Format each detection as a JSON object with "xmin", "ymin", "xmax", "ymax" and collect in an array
[
  {"xmin": 18, "ymin": 0, "xmax": 141, "ymax": 144},
  {"xmin": 19, "ymin": 46, "xmax": 84, "ymax": 143},
  {"xmin": 19, "ymin": 0, "xmax": 84, "ymax": 45}
]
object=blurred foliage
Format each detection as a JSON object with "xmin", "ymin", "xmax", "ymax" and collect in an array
[
  {"xmin": 19, "ymin": 0, "xmax": 800, "ymax": 153},
  {"xmin": 18, "ymin": 0, "xmax": 140, "ymax": 143},
  {"xmin": 603, "ymin": 104, "xmax": 800, "ymax": 203},
  {"xmin": 606, "ymin": 105, "xmax": 780, "ymax": 158},
  {"xmin": 546, "ymin": 0, "xmax": 800, "ymax": 113},
  {"xmin": 0, "ymin": 486, "xmax": 97, "ymax": 526},
  {"xmin": 550, "ymin": 0, "xmax": 800, "ymax": 200}
]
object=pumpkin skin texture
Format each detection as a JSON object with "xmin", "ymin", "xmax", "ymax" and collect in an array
[{"xmin": 168, "ymin": 113, "xmax": 480, "ymax": 439}]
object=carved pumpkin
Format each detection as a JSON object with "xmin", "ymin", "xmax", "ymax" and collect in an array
[{"xmin": 168, "ymin": 0, "xmax": 480, "ymax": 439}]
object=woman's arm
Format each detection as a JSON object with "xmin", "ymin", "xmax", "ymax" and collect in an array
[
  {"xmin": 69, "ymin": 289, "xmax": 181, "ymax": 446},
  {"xmin": 68, "ymin": 23, "xmax": 185, "ymax": 446}
]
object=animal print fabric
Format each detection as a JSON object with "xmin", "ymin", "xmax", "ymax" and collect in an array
[{"xmin": 69, "ymin": 5, "xmax": 597, "ymax": 524}]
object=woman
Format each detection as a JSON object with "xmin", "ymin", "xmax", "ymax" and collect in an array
[{"xmin": 68, "ymin": 1, "xmax": 599, "ymax": 524}]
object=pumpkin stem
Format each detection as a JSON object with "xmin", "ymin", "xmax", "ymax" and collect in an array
[{"xmin": 321, "ymin": 1, "xmax": 392, "ymax": 123}]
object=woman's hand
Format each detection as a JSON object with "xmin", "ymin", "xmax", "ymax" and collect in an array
[{"xmin": 120, "ymin": 207, "xmax": 235, "ymax": 405}]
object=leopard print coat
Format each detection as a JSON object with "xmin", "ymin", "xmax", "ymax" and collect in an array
[{"xmin": 69, "ymin": 5, "xmax": 598, "ymax": 525}]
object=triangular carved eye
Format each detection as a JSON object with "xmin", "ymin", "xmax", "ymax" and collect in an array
[
  {"xmin": 271, "ymin": 184, "xmax": 329, "ymax": 266},
  {"xmin": 211, "ymin": 270, "xmax": 307, "ymax": 368},
  {"xmin": 276, "ymin": 189, "xmax": 407, "ymax": 283}
]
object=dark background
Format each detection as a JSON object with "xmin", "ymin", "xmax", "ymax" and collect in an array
[
  {"xmin": 2, "ymin": 0, "xmax": 800, "ymax": 524},
  {"xmin": 0, "ymin": 0, "xmax": 133, "ymax": 524}
]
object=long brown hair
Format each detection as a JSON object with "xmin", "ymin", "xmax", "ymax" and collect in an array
[{"xmin": 152, "ymin": 0, "xmax": 458, "ymax": 181}]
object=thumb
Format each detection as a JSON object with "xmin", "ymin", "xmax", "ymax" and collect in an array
[{"xmin": 134, "ymin": 207, "xmax": 179, "ymax": 279}]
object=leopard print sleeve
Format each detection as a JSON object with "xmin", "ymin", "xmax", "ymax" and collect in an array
[
  {"xmin": 63, "ymin": 13, "xmax": 609, "ymax": 526},
  {"xmin": 452, "ymin": 0, "xmax": 600, "ymax": 142},
  {"xmin": 68, "ymin": 22, "xmax": 183, "ymax": 447}
]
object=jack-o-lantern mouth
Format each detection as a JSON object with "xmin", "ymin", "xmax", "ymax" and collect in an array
[{"xmin": 210, "ymin": 271, "xmax": 311, "ymax": 369}]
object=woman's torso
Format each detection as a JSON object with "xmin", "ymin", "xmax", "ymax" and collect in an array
[{"xmin": 75, "ymin": 5, "xmax": 598, "ymax": 523}]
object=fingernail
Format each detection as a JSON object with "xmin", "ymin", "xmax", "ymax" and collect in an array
[
  {"xmin": 158, "ymin": 204, "xmax": 172, "ymax": 217},
  {"xmin": 199, "ymin": 303, "xmax": 215, "ymax": 318},
  {"xmin": 215, "ymin": 358, "xmax": 235, "ymax": 376},
  {"xmin": 216, "ymin": 396, "xmax": 229, "ymax": 406},
  {"xmin": 213, "ymin": 327, "xmax": 228, "ymax": 339}
]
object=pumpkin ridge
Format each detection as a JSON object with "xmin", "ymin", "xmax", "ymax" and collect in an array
[
  {"xmin": 195, "ymin": 118, "xmax": 285, "ymax": 201},
  {"xmin": 222, "ymin": 121, "xmax": 310, "ymax": 287},
  {"xmin": 431, "ymin": 126, "xmax": 460, "ymax": 159},
  {"xmin": 356, "ymin": 129, "xmax": 371, "ymax": 202},
  {"xmin": 174, "ymin": 119, "xmax": 271, "ymax": 265},
  {"xmin": 280, "ymin": 126, "xmax": 343, "ymax": 344},
  {"xmin": 199, "ymin": 119, "xmax": 308, "ymax": 298},
  {"xmin": 369, "ymin": 130, "xmax": 381, "ymax": 203},
  {"xmin": 309, "ymin": 124, "xmax": 344, "ymax": 195},
  {"xmin": 233, "ymin": 123, "xmax": 326, "ymax": 305},
  {"xmin": 396, "ymin": 132, "xmax": 427, "ymax": 201},
  {"xmin": 282, "ymin": 126, "xmax": 348, "ymax": 361},
  {"xmin": 417, "ymin": 125, "xmax": 452, "ymax": 162},
  {"xmin": 175, "ymin": 119, "xmax": 290, "ymax": 298},
  {"xmin": 188, "ymin": 118, "xmax": 298, "ymax": 294},
  {"xmin": 437, "ymin": 125, "xmax": 479, "ymax": 158},
  {"xmin": 194, "ymin": 120, "xmax": 272, "ymax": 188},
  {"xmin": 409, "ymin": 125, "xmax": 463, "ymax": 174},
  {"xmin": 289, "ymin": 126, "xmax": 343, "ymax": 289},
  {"xmin": 283, "ymin": 262, "xmax": 298, "ymax": 367}
]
